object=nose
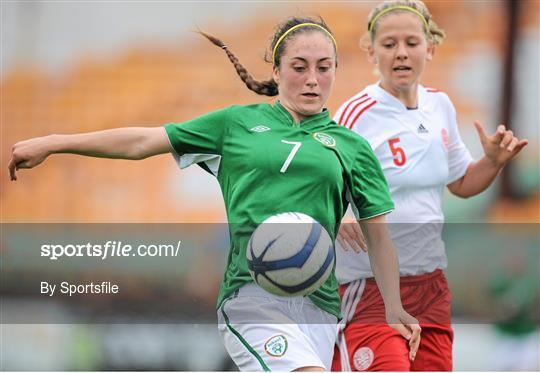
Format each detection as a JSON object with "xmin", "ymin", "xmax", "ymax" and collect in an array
[
  {"xmin": 396, "ymin": 41, "xmax": 408, "ymax": 60},
  {"xmin": 306, "ymin": 67, "xmax": 318, "ymax": 87}
]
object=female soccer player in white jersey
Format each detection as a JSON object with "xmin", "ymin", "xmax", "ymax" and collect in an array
[
  {"xmin": 9, "ymin": 17, "xmax": 420, "ymax": 372},
  {"xmin": 332, "ymin": 1, "xmax": 528, "ymax": 371}
]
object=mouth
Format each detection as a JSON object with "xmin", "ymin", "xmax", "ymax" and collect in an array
[
  {"xmin": 301, "ymin": 93, "xmax": 319, "ymax": 98},
  {"xmin": 393, "ymin": 66, "xmax": 412, "ymax": 72}
]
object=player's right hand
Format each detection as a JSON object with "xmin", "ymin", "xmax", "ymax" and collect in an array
[
  {"xmin": 386, "ymin": 308, "xmax": 421, "ymax": 362},
  {"xmin": 9, "ymin": 136, "xmax": 53, "ymax": 181},
  {"xmin": 337, "ymin": 217, "xmax": 367, "ymax": 253},
  {"xmin": 473, "ymin": 121, "xmax": 528, "ymax": 167}
]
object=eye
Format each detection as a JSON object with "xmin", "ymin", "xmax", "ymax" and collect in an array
[
  {"xmin": 383, "ymin": 42, "xmax": 395, "ymax": 49},
  {"xmin": 292, "ymin": 66, "xmax": 306, "ymax": 72},
  {"xmin": 318, "ymin": 65, "xmax": 331, "ymax": 72},
  {"xmin": 407, "ymin": 41, "xmax": 419, "ymax": 47}
]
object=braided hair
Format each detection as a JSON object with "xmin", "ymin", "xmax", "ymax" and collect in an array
[
  {"xmin": 198, "ymin": 16, "xmax": 335, "ymax": 97},
  {"xmin": 197, "ymin": 30, "xmax": 278, "ymax": 96}
]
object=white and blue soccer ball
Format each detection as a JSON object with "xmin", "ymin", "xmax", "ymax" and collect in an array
[{"xmin": 246, "ymin": 212, "xmax": 334, "ymax": 297}]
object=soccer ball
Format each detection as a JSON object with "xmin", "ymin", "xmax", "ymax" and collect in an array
[{"xmin": 246, "ymin": 212, "xmax": 334, "ymax": 297}]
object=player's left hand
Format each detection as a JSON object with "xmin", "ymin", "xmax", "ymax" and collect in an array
[
  {"xmin": 386, "ymin": 308, "xmax": 421, "ymax": 362},
  {"xmin": 336, "ymin": 218, "xmax": 367, "ymax": 253},
  {"xmin": 474, "ymin": 120, "xmax": 528, "ymax": 168}
]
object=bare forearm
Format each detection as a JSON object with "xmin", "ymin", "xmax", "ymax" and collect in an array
[
  {"xmin": 48, "ymin": 127, "xmax": 171, "ymax": 160},
  {"xmin": 9, "ymin": 126, "xmax": 172, "ymax": 180},
  {"xmin": 448, "ymin": 157, "xmax": 502, "ymax": 198},
  {"xmin": 362, "ymin": 220, "xmax": 402, "ymax": 312},
  {"xmin": 359, "ymin": 217, "xmax": 421, "ymax": 358}
]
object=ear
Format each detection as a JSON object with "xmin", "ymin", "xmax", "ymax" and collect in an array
[
  {"xmin": 426, "ymin": 40, "xmax": 434, "ymax": 61},
  {"xmin": 367, "ymin": 45, "xmax": 377, "ymax": 65},
  {"xmin": 272, "ymin": 64, "xmax": 280, "ymax": 85}
]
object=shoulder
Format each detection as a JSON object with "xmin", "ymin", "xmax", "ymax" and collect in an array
[
  {"xmin": 334, "ymin": 85, "xmax": 382, "ymax": 129},
  {"xmin": 423, "ymin": 84, "xmax": 442, "ymax": 93},
  {"xmin": 211, "ymin": 103, "xmax": 277, "ymax": 128},
  {"xmin": 421, "ymin": 85, "xmax": 454, "ymax": 111},
  {"xmin": 227, "ymin": 103, "xmax": 272, "ymax": 115},
  {"xmin": 325, "ymin": 123, "xmax": 373, "ymax": 152}
]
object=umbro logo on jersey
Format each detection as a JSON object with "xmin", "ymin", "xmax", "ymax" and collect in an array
[
  {"xmin": 250, "ymin": 125, "xmax": 271, "ymax": 133},
  {"xmin": 417, "ymin": 123, "xmax": 429, "ymax": 134}
]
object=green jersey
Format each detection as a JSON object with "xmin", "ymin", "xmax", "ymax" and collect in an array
[{"xmin": 165, "ymin": 102, "xmax": 393, "ymax": 318}]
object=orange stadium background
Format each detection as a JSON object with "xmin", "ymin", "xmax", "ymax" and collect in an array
[{"xmin": 1, "ymin": 1, "xmax": 539, "ymax": 371}]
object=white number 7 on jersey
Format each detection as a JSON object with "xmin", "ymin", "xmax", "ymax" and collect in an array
[{"xmin": 280, "ymin": 140, "xmax": 302, "ymax": 173}]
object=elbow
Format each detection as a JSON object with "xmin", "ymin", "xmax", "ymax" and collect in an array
[
  {"xmin": 125, "ymin": 148, "xmax": 149, "ymax": 160},
  {"xmin": 450, "ymin": 189, "xmax": 474, "ymax": 199},
  {"xmin": 450, "ymin": 189, "xmax": 472, "ymax": 199},
  {"xmin": 448, "ymin": 179, "xmax": 474, "ymax": 199},
  {"xmin": 127, "ymin": 129, "xmax": 168, "ymax": 160},
  {"xmin": 127, "ymin": 141, "xmax": 154, "ymax": 160},
  {"xmin": 448, "ymin": 182, "xmax": 483, "ymax": 198},
  {"xmin": 131, "ymin": 151, "xmax": 151, "ymax": 161}
]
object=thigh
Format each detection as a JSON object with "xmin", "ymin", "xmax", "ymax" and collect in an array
[
  {"xmin": 410, "ymin": 274, "xmax": 453, "ymax": 371},
  {"xmin": 412, "ymin": 324, "xmax": 453, "ymax": 371},
  {"xmin": 217, "ymin": 292, "xmax": 331, "ymax": 371},
  {"xmin": 335, "ymin": 281, "xmax": 410, "ymax": 371},
  {"xmin": 337, "ymin": 323, "xmax": 411, "ymax": 371},
  {"xmin": 296, "ymin": 299, "xmax": 338, "ymax": 370},
  {"xmin": 299, "ymin": 319, "xmax": 338, "ymax": 370}
]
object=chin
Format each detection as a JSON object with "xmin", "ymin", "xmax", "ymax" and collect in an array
[
  {"xmin": 394, "ymin": 79, "xmax": 416, "ymax": 90},
  {"xmin": 303, "ymin": 102, "xmax": 324, "ymax": 113},
  {"xmin": 301, "ymin": 107, "xmax": 322, "ymax": 117}
]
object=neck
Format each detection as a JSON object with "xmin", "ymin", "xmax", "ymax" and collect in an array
[
  {"xmin": 289, "ymin": 110, "xmax": 304, "ymax": 124},
  {"xmin": 379, "ymin": 81, "xmax": 419, "ymax": 108},
  {"xmin": 279, "ymin": 100, "xmax": 306, "ymax": 124}
]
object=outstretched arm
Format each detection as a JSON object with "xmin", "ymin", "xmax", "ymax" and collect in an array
[
  {"xmin": 448, "ymin": 121, "xmax": 528, "ymax": 198},
  {"xmin": 360, "ymin": 214, "xmax": 421, "ymax": 361},
  {"xmin": 9, "ymin": 127, "xmax": 171, "ymax": 180}
]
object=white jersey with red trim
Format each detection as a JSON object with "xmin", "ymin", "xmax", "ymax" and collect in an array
[{"xmin": 335, "ymin": 83, "xmax": 473, "ymax": 281}]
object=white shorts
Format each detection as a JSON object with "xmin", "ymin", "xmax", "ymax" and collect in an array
[{"xmin": 217, "ymin": 283, "xmax": 338, "ymax": 371}]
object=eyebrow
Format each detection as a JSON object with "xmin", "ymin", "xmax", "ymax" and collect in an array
[
  {"xmin": 380, "ymin": 32, "xmax": 423, "ymax": 39},
  {"xmin": 291, "ymin": 57, "xmax": 333, "ymax": 63}
]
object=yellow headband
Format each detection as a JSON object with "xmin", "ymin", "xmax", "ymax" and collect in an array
[
  {"xmin": 272, "ymin": 22, "xmax": 337, "ymax": 65},
  {"xmin": 368, "ymin": 5, "xmax": 429, "ymax": 33}
]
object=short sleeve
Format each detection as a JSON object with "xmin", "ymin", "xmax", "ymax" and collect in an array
[
  {"xmin": 446, "ymin": 100, "xmax": 473, "ymax": 183},
  {"xmin": 348, "ymin": 138, "xmax": 395, "ymax": 220},
  {"xmin": 164, "ymin": 107, "xmax": 230, "ymax": 174}
]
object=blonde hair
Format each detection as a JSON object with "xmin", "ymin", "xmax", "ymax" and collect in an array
[{"xmin": 360, "ymin": 0, "xmax": 445, "ymax": 50}]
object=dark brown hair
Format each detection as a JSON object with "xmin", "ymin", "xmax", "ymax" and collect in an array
[{"xmin": 198, "ymin": 16, "xmax": 335, "ymax": 97}]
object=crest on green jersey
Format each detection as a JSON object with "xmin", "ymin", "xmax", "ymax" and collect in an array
[
  {"xmin": 264, "ymin": 334, "xmax": 288, "ymax": 357},
  {"xmin": 313, "ymin": 132, "xmax": 336, "ymax": 147}
]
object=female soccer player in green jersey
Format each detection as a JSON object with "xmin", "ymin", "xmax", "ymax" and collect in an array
[{"xmin": 9, "ymin": 17, "xmax": 420, "ymax": 371}]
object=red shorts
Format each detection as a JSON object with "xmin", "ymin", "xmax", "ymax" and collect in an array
[{"xmin": 332, "ymin": 270, "xmax": 453, "ymax": 371}]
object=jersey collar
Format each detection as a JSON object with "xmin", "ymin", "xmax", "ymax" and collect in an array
[
  {"xmin": 272, "ymin": 101, "xmax": 331, "ymax": 127},
  {"xmin": 372, "ymin": 82, "xmax": 427, "ymax": 112}
]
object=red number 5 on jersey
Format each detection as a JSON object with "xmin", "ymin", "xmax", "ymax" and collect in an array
[{"xmin": 388, "ymin": 138, "xmax": 407, "ymax": 166}]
